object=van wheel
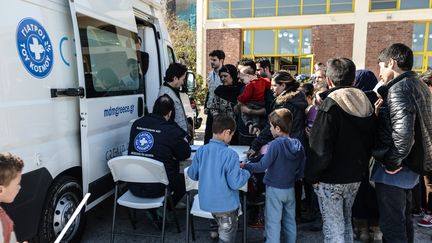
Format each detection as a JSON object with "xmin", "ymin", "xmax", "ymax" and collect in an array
[{"xmin": 35, "ymin": 176, "xmax": 86, "ymax": 243}]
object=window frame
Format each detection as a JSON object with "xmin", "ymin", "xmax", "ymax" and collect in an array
[
  {"xmin": 241, "ymin": 27, "xmax": 314, "ymax": 75},
  {"xmin": 413, "ymin": 21, "xmax": 432, "ymax": 73},
  {"xmin": 369, "ymin": 0, "xmax": 432, "ymax": 12},
  {"xmin": 78, "ymin": 16, "xmax": 144, "ymax": 99},
  {"xmin": 207, "ymin": 0, "xmax": 354, "ymax": 19}
]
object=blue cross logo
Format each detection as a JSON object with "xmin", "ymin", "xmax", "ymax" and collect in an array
[
  {"xmin": 16, "ymin": 18, "xmax": 54, "ymax": 78},
  {"xmin": 134, "ymin": 131, "xmax": 154, "ymax": 153},
  {"xmin": 29, "ymin": 37, "xmax": 45, "ymax": 61}
]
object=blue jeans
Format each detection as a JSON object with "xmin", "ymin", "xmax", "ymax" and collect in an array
[
  {"xmin": 314, "ymin": 182, "xmax": 360, "ymax": 243},
  {"xmin": 265, "ymin": 186, "xmax": 296, "ymax": 243}
]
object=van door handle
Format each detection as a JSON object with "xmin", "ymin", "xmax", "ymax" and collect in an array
[{"xmin": 51, "ymin": 87, "xmax": 84, "ymax": 98}]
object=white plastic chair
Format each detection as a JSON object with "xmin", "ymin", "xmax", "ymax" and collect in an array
[
  {"xmin": 184, "ymin": 167, "xmax": 248, "ymax": 243},
  {"xmin": 108, "ymin": 155, "xmax": 180, "ymax": 243}
]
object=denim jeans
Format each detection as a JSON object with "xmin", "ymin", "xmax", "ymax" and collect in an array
[
  {"xmin": 375, "ymin": 183, "xmax": 414, "ymax": 243},
  {"xmin": 212, "ymin": 209, "xmax": 238, "ymax": 243},
  {"xmin": 265, "ymin": 186, "xmax": 296, "ymax": 243},
  {"xmin": 314, "ymin": 182, "xmax": 360, "ymax": 243}
]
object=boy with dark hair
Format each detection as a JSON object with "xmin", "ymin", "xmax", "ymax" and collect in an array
[
  {"xmin": 187, "ymin": 114, "xmax": 250, "ymax": 243},
  {"xmin": 128, "ymin": 94, "xmax": 191, "ymax": 207},
  {"xmin": 306, "ymin": 57, "xmax": 376, "ymax": 243},
  {"xmin": 0, "ymin": 152, "xmax": 24, "ymax": 243},
  {"xmin": 371, "ymin": 43, "xmax": 432, "ymax": 242},
  {"xmin": 204, "ymin": 50, "xmax": 225, "ymax": 144},
  {"xmin": 241, "ymin": 108, "xmax": 305, "ymax": 243},
  {"xmin": 325, "ymin": 58, "xmax": 356, "ymax": 86}
]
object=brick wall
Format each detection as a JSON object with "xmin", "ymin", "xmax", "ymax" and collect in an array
[
  {"xmin": 206, "ymin": 28, "xmax": 242, "ymax": 77},
  {"xmin": 311, "ymin": 24, "xmax": 354, "ymax": 66},
  {"xmin": 365, "ymin": 21, "xmax": 413, "ymax": 77}
]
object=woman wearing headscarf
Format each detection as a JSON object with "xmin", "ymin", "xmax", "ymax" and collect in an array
[
  {"xmin": 210, "ymin": 64, "xmax": 244, "ymax": 145},
  {"xmin": 351, "ymin": 69, "xmax": 381, "ymax": 242}
]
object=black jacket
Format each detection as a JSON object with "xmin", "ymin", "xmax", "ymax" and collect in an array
[
  {"xmin": 305, "ymin": 87, "xmax": 376, "ymax": 184},
  {"xmin": 251, "ymin": 90, "xmax": 307, "ymax": 152},
  {"xmin": 373, "ymin": 71, "xmax": 432, "ymax": 175},
  {"xmin": 127, "ymin": 114, "xmax": 191, "ymax": 196}
]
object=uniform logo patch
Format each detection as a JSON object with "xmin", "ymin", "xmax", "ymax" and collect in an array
[
  {"xmin": 16, "ymin": 18, "xmax": 54, "ymax": 78},
  {"xmin": 134, "ymin": 131, "xmax": 154, "ymax": 153}
]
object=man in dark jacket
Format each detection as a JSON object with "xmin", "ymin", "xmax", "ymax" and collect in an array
[
  {"xmin": 371, "ymin": 43, "xmax": 432, "ymax": 243},
  {"xmin": 128, "ymin": 94, "xmax": 191, "ymax": 206},
  {"xmin": 305, "ymin": 58, "xmax": 376, "ymax": 243}
]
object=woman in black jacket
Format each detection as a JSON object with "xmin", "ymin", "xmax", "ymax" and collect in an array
[
  {"xmin": 248, "ymin": 70, "xmax": 308, "ymax": 155},
  {"xmin": 210, "ymin": 64, "xmax": 244, "ymax": 145}
]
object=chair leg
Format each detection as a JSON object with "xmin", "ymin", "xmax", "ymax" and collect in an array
[
  {"xmin": 127, "ymin": 208, "xmax": 137, "ymax": 230},
  {"xmin": 111, "ymin": 184, "xmax": 119, "ymax": 243},
  {"xmin": 190, "ymin": 213, "xmax": 196, "ymax": 241},
  {"xmin": 161, "ymin": 188, "xmax": 168, "ymax": 243},
  {"xmin": 186, "ymin": 193, "xmax": 190, "ymax": 243},
  {"xmin": 243, "ymin": 192, "xmax": 247, "ymax": 243},
  {"xmin": 168, "ymin": 195, "xmax": 181, "ymax": 233}
]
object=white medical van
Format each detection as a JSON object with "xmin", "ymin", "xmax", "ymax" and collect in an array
[{"xmin": 0, "ymin": 0, "xmax": 195, "ymax": 241}]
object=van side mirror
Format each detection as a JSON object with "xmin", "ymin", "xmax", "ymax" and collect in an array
[{"xmin": 184, "ymin": 71, "xmax": 196, "ymax": 94}]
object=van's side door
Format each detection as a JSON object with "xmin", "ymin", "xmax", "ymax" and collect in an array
[{"xmin": 69, "ymin": 0, "xmax": 144, "ymax": 208}]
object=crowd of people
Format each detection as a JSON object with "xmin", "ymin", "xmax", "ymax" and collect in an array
[
  {"xmin": 2, "ymin": 43, "xmax": 432, "ymax": 243},
  {"xmin": 192, "ymin": 43, "xmax": 432, "ymax": 243}
]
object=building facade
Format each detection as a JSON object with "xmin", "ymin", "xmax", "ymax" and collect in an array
[{"xmin": 196, "ymin": 0, "xmax": 432, "ymax": 78}]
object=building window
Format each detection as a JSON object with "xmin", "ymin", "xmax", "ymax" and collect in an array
[
  {"xmin": 231, "ymin": 0, "xmax": 252, "ymax": 18},
  {"xmin": 254, "ymin": 0, "xmax": 276, "ymax": 17},
  {"xmin": 400, "ymin": 0, "xmax": 430, "ymax": 9},
  {"xmin": 330, "ymin": 0, "xmax": 353, "ymax": 12},
  {"xmin": 370, "ymin": 0, "xmax": 431, "ymax": 11},
  {"xmin": 303, "ymin": 0, "xmax": 326, "ymax": 15},
  {"xmin": 254, "ymin": 30, "xmax": 276, "ymax": 54},
  {"xmin": 278, "ymin": 29, "xmax": 300, "ymax": 54},
  {"xmin": 208, "ymin": 0, "xmax": 229, "ymax": 19},
  {"xmin": 242, "ymin": 27, "xmax": 313, "ymax": 76},
  {"xmin": 243, "ymin": 30, "xmax": 252, "ymax": 55},
  {"xmin": 412, "ymin": 22, "xmax": 432, "ymax": 72},
  {"xmin": 207, "ymin": 0, "xmax": 353, "ymax": 19},
  {"xmin": 278, "ymin": 0, "xmax": 301, "ymax": 15}
]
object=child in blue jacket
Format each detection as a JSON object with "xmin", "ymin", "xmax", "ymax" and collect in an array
[
  {"xmin": 188, "ymin": 114, "xmax": 250, "ymax": 242},
  {"xmin": 241, "ymin": 108, "xmax": 305, "ymax": 243}
]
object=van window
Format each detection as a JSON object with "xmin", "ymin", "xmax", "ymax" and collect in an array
[
  {"xmin": 167, "ymin": 46, "xmax": 176, "ymax": 64},
  {"xmin": 78, "ymin": 15, "xmax": 144, "ymax": 98}
]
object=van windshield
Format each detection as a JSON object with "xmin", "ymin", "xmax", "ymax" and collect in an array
[{"xmin": 78, "ymin": 15, "xmax": 143, "ymax": 97}]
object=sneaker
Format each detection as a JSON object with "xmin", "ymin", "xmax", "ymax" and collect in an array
[
  {"xmin": 418, "ymin": 214, "xmax": 432, "ymax": 227},
  {"xmin": 412, "ymin": 208, "xmax": 426, "ymax": 217}
]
